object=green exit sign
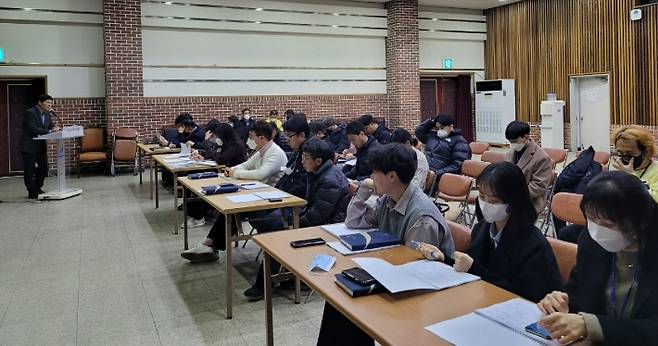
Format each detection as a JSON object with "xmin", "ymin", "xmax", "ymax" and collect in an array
[
  {"xmin": 443, "ymin": 58, "xmax": 454, "ymax": 69},
  {"xmin": 0, "ymin": 48, "xmax": 4, "ymax": 63}
]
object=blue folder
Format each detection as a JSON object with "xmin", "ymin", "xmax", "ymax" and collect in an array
[
  {"xmin": 334, "ymin": 274, "xmax": 383, "ymax": 297},
  {"xmin": 188, "ymin": 172, "xmax": 219, "ymax": 179},
  {"xmin": 338, "ymin": 230, "xmax": 401, "ymax": 251},
  {"xmin": 201, "ymin": 183, "xmax": 239, "ymax": 195}
]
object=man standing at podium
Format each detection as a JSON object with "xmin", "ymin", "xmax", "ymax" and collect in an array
[{"xmin": 19, "ymin": 94, "xmax": 60, "ymax": 199}]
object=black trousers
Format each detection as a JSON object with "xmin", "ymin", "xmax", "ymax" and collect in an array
[
  {"xmin": 22, "ymin": 150, "xmax": 48, "ymax": 195},
  {"xmin": 317, "ymin": 303, "xmax": 374, "ymax": 346}
]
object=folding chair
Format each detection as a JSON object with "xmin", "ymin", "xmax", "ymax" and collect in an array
[
  {"xmin": 436, "ymin": 173, "xmax": 473, "ymax": 224},
  {"xmin": 446, "ymin": 220, "xmax": 472, "ymax": 252},
  {"xmin": 111, "ymin": 128, "xmax": 138, "ymax": 176},
  {"xmin": 481, "ymin": 150, "xmax": 506, "ymax": 163},
  {"xmin": 78, "ymin": 127, "xmax": 107, "ymax": 177},
  {"xmin": 546, "ymin": 237, "xmax": 578, "ymax": 284},
  {"xmin": 543, "ymin": 147, "xmax": 568, "ymax": 168},
  {"xmin": 469, "ymin": 142, "xmax": 491, "ymax": 155}
]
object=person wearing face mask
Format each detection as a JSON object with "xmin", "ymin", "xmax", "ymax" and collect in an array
[
  {"xmin": 537, "ymin": 172, "xmax": 658, "ymax": 346},
  {"xmin": 240, "ymin": 108, "xmax": 253, "ymax": 129},
  {"xmin": 158, "ymin": 113, "xmax": 205, "ymax": 149},
  {"xmin": 342, "ymin": 120, "xmax": 380, "ymax": 181},
  {"xmin": 185, "ymin": 122, "xmax": 247, "ymax": 228},
  {"xmin": 611, "ymin": 125, "xmax": 658, "ymax": 202},
  {"xmin": 181, "ymin": 121, "xmax": 287, "ymax": 263},
  {"xmin": 415, "ymin": 113, "xmax": 471, "ymax": 194},
  {"xmin": 503, "ymin": 120, "xmax": 553, "ymax": 214},
  {"xmin": 415, "ymin": 161, "xmax": 562, "ymax": 302}
]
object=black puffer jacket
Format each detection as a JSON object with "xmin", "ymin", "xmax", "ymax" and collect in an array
[
  {"xmin": 372, "ymin": 125, "xmax": 391, "ymax": 145},
  {"xmin": 300, "ymin": 160, "xmax": 349, "ymax": 227},
  {"xmin": 325, "ymin": 124, "xmax": 351, "ymax": 153},
  {"xmin": 275, "ymin": 148, "xmax": 308, "ymax": 199},
  {"xmin": 343, "ymin": 136, "xmax": 380, "ymax": 181},
  {"xmin": 553, "ymin": 146, "xmax": 602, "ymax": 195},
  {"xmin": 415, "ymin": 118, "xmax": 471, "ymax": 174}
]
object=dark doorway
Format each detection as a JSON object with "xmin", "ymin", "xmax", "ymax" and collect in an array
[
  {"xmin": 0, "ymin": 77, "xmax": 47, "ymax": 176},
  {"xmin": 419, "ymin": 75, "xmax": 473, "ymax": 142}
]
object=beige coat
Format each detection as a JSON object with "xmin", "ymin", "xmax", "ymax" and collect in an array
[{"xmin": 504, "ymin": 140, "xmax": 554, "ymax": 213}]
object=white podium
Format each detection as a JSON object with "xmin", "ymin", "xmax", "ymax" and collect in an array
[{"xmin": 34, "ymin": 125, "xmax": 84, "ymax": 200}]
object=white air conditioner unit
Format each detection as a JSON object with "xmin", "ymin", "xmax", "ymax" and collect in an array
[{"xmin": 475, "ymin": 79, "xmax": 516, "ymax": 145}]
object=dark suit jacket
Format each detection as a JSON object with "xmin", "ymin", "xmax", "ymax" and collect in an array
[
  {"xmin": 566, "ymin": 229, "xmax": 658, "ymax": 345},
  {"xmin": 450, "ymin": 221, "xmax": 563, "ymax": 302},
  {"xmin": 19, "ymin": 106, "xmax": 53, "ymax": 154}
]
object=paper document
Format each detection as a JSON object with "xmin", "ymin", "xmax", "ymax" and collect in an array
[
  {"xmin": 253, "ymin": 191, "xmax": 290, "ymax": 199},
  {"xmin": 238, "ymin": 182, "xmax": 271, "ymax": 190},
  {"xmin": 344, "ymin": 159, "xmax": 357, "ymax": 166},
  {"xmin": 195, "ymin": 160, "xmax": 217, "ymax": 166},
  {"xmin": 321, "ymin": 223, "xmax": 374, "ymax": 238},
  {"xmin": 226, "ymin": 194, "xmax": 262, "ymax": 203},
  {"xmin": 352, "ymin": 258, "xmax": 480, "ymax": 294},
  {"xmin": 425, "ymin": 298, "xmax": 560, "ymax": 346},
  {"xmin": 327, "ymin": 241, "xmax": 399, "ymax": 255},
  {"xmin": 179, "ymin": 143, "xmax": 191, "ymax": 156}
]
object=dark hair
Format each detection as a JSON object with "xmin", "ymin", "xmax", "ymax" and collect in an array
[
  {"xmin": 295, "ymin": 112, "xmax": 307, "ymax": 120},
  {"xmin": 391, "ymin": 128, "xmax": 412, "ymax": 144},
  {"xmin": 37, "ymin": 94, "xmax": 53, "ymax": 103},
  {"xmin": 302, "ymin": 137, "xmax": 334, "ymax": 163},
  {"xmin": 175, "ymin": 113, "xmax": 194, "ymax": 127},
  {"xmin": 205, "ymin": 119, "xmax": 221, "ymax": 134},
  {"xmin": 345, "ymin": 120, "xmax": 365, "ymax": 136},
  {"xmin": 436, "ymin": 113, "xmax": 455, "ymax": 126},
  {"xmin": 216, "ymin": 123, "xmax": 243, "ymax": 147},
  {"xmin": 358, "ymin": 114, "xmax": 375, "ymax": 126},
  {"xmin": 581, "ymin": 171, "xmax": 657, "ymax": 244},
  {"xmin": 476, "ymin": 161, "xmax": 537, "ymax": 230},
  {"xmin": 505, "ymin": 121, "xmax": 531, "ymax": 140},
  {"xmin": 322, "ymin": 116, "xmax": 336, "ymax": 128},
  {"xmin": 367, "ymin": 143, "xmax": 417, "ymax": 184},
  {"xmin": 309, "ymin": 120, "xmax": 325, "ymax": 135},
  {"xmin": 241, "ymin": 108, "xmax": 251, "ymax": 114},
  {"xmin": 411, "ymin": 137, "xmax": 419, "ymax": 147},
  {"xmin": 284, "ymin": 109, "xmax": 295, "ymax": 117},
  {"xmin": 283, "ymin": 115, "xmax": 310, "ymax": 138},
  {"xmin": 249, "ymin": 120, "xmax": 274, "ymax": 140},
  {"xmin": 269, "ymin": 109, "xmax": 278, "ymax": 116}
]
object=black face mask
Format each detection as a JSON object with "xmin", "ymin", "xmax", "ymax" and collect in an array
[{"xmin": 620, "ymin": 153, "xmax": 645, "ymax": 169}]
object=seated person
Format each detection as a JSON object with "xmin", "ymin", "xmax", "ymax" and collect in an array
[
  {"xmin": 309, "ymin": 120, "xmax": 326, "ymax": 140},
  {"xmin": 194, "ymin": 119, "xmax": 221, "ymax": 157},
  {"xmin": 342, "ymin": 121, "xmax": 380, "ymax": 181},
  {"xmin": 416, "ymin": 161, "xmax": 563, "ymax": 302},
  {"xmin": 228, "ymin": 115, "xmax": 248, "ymax": 143},
  {"xmin": 611, "ymin": 125, "xmax": 658, "ymax": 202},
  {"xmin": 359, "ymin": 113, "xmax": 391, "ymax": 144},
  {"xmin": 323, "ymin": 116, "xmax": 350, "ymax": 153},
  {"xmin": 272, "ymin": 127, "xmax": 292, "ymax": 155},
  {"xmin": 415, "ymin": 113, "xmax": 470, "ymax": 192},
  {"xmin": 243, "ymin": 138, "xmax": 350, "ymax": 301},
  {"xmin": 552, "ymin": 146, "xmax": 602, "ymax": 244},
  {"xmin": 537, "ymin": 172, "xmax": 658, "ymax": 345},
  {"xmin": 183, "ymin": 122, "xmax": 248, "ymax": 228},
  {"xmin": 503, "ymin": 121, "xmax": 553, "ymax": 214},
  {"xmin": 265, "ymin": 109, "xmax": 283, "ymax": 131},
  {"xmin": 273, "ymin": 115, "xmax": 310, "ymax": 199},
  {"xmin": 180, "ymin": 121, "xmax": 287, "ymax": 262},
  {"xmin": 158, "ymin": 112, "xmax": 205, "ymax": 149},
  {"xmin": 317, "ymin": 143, "xmax": 455, "ymax": 346},
  {"xmin": 391, "ymin": 128, "xmax": 429, "ymax": 190}
]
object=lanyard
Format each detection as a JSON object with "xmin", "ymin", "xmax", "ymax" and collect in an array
[
  {"xmin": 608, "ymin": 254, "xmax": 640, "ymax": 318},
  {"xmin": 639, "ymin": 165, "xmax": 650, "ymax": 179}
]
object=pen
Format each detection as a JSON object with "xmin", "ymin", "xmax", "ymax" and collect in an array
[{"xmin": 408, "ymin": 240, "xmax": 442, "ymax": 260}]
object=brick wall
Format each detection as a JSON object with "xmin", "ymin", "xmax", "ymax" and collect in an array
[{"xmin": 385, "ymin": 0, "xmax": 420, "ymax": 131}]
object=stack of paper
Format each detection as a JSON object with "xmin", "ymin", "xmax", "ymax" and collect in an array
[
  {"xmin": 352, "ymin": 258, "xmax": 480, "ymax": 294},
  {"xmin": 238, "ymin": 182, "xmax": 271, "ymax": 190},
  {"xmin": 425, "ymin": 298, "xmax": 560, "ymax": 346},
  {"xmin": 321, "ymin": 223, "xmax": 386, "ymax": 255},
  {"xmin": 224, "ymin": 191, "xmax": 290, "ymax": 204}
]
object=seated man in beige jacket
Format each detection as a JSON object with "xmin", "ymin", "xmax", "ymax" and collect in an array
[{"xmin": 503, "ymin": 121, "xmax": 554, "ymax": 214}]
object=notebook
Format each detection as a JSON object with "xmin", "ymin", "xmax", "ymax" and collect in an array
[
  {"xmin": 321, "ymin": 223, "xmax": 375, "ymax": 238},
  {"xmin": 352, "ymin": 258, "xmax": 480, "ymax": 294},
  {"xmin": 338, "ymin": 230, "xmax": 401, "ymax": 251},
  {"xmin": 425, "ymin": 298, "xmax": 560, "ymax": 346},
  {"xmin": 327, "ymin": 241, "xmax": 400, "ymax": 255},
  {"xmin": 334, "ymin": 274, "xmax": 384, "ymax": 297},
  {"xmin": 188, "ymin": 172, "xmax": 218, "ymax": 179}
]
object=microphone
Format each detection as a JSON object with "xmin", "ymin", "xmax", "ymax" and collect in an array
[{"xmin": 49, "ymin": 109, "xmax": 62, "ymax": 129}]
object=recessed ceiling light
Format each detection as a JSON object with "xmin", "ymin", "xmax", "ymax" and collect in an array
[
  {"xmin": 164, "ymin": 1, "xmax": 172, "ymax": 4},
  {"xmin": 333, "ymin": 13, "xmax": 340, "ymax": 16},
  {"xmin": 432, "ymin": 18, "xmax": 437, "ymax": 21},
  {"xmin": 255, "ymin": 8, "xmax": 263, "ymax": 11},
  {"xmin": 254, "ymin": 21, "xmax": 261, "ymax": 24}
]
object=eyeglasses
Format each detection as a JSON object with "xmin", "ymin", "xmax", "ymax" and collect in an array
[{"xmin": 285, "ymin": 132, "xmax": 301, "ymax": 139}]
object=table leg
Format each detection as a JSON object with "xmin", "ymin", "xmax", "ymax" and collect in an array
[
  {"xmin": 149, "ymin": 158, "xmax": 154, "ymax": 200},
  {"xmin": 183, "ymin": 186, "xmax": 188, "ymax": 249},
  {"xmin": 173, "ymin": 174, "xmax": 179, "ymax": 212},
  {"xmin": 225, "ymin": 213, "xmax": 233, "ymax": 319},
  {"xmin": 293, "ymin": 206, "xmax": 301, "ymax": 304},
  {"xmin": 155, "ymin": 161, "xmax": 159, "ymax": 209},
  {"xmin": 139, "ymin": 148, "xmax": 143, "ymax": 184},
  {"xmin": 264, "ymin": 252, "xmax": 274, "ymax": 346}
]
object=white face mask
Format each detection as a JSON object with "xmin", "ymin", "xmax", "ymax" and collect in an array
[
  {"xmin": 437, "ymin": 129, "xmax": 449, "ymax": 139},
  {"xmin": 246, "ymin": 138, "xmax": 257, "ymax": 150},
  {"xmin": 479, "ymin": 198, "xmax": 509, "ymax": 223},
  {"xmin": 243, "ymin": 114, "xmax": 251, "ymax": 121},
  {"xmin": 510, "ymin": 142, "xmax": 526, "ymax": 152},
  {"xmin": 587, "ymin": 220, "xmax": 632, "ymax": 253},
  {"xmin": 215, "ymin": 138, "xmax": 223, "ymax": 146},
  {"xmin": 177, "ymin": 127, "xmax": 184, "ymax": 134}
]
